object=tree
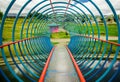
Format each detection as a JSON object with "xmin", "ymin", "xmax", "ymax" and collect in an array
[
  {"xmin": 100, "ymin": 18, "xmax": 103, "ymax": 23},
  {"xmin": 107, "ymin": 18, "xmax": 110, "ymax": 21},
  {"xmin": 29, "ymin": 11, "xmax": 48, "ymax": 20},
  {"xmin": 0, "ymin": 10, "xmax": 3, "ymax": 20}
]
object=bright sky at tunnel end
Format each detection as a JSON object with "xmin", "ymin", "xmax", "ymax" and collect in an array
[{"xmin": 0, "ymin": 0, "xmax": 120, "ymax": 16}]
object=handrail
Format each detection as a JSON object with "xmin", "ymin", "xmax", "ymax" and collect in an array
[
  {"xmin": 64, "ymin": 0, "xmax": 71, "ymax": 13},
  {"xmin": 66, "ymin": 46, "xmax": 86, "ymax": 82},
  {"xmin": 49, "ymin": 0, "xmax": 55, "ymax": 13},
  {"xmin": 85, "ymin": 36, "xmax": 120, "ymax": 46},
  {"xmin": 0, "ymin": 36, "xmax": 44, "ymax": 48},
  {"xmin": 39, "ymin": 47, "xmax": 55, "ymax": 82},
  {"xmin": 0, "ymin": 38, "xmax": 33, "ymax": 48}
]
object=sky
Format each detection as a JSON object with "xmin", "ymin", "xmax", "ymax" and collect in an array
[{"xmin": 0, "ymin": 0, "xmax": 120, "ymax": 16}]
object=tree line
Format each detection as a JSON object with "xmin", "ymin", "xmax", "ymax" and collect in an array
[
  {"xmin": 29, "ymin": 11, "xmax": 48, "ymax": 20},
  {"xmin": 0, "ymin": 10, "xmax": 3, "ymax": 20}
]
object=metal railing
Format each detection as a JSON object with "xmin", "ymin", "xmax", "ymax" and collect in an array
[{"xmin": 0, "ymin": 0, "xmax": 120, "ymax": 82}]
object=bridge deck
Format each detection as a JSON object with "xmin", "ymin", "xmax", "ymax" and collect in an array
[{"xmin": 44, "ymin": 45, "xmax": 80, "ymax": 82}]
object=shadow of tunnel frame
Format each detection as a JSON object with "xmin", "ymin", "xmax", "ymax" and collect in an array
[{"xmin": 0, "ymin": 0, "xmax": 120, "ymax": 82}]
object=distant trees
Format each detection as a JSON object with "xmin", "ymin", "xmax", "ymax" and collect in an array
[
  {"xmin": 0, "ymin": 10, "xmax": 3, "ymax": 20},
  {"xmin": 100, "ymin": 18, "xmax": 103, "ymax": 23},
  {"xmin": 29, "ymin": 11, "xmax": 48, "ymax": 20},
  {"xmin": 107, "ymin": 18, "xmax": 111, "ymax": 22},
  {"xmin": 62, "ymin": 14, "xmax": 74, "ymax": 22}
]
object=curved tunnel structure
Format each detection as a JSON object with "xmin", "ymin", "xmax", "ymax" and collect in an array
[{"xmin": 0, "ymin": 0, "xmax": 120, "ymax": 82}]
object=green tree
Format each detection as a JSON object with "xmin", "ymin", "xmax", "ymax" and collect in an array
[
  {"xmin": 29, "ymin": 11, "xmax": 48, "ymax": 20},
  {"xmin": 0, "ymin": 10, "xmax": 3, "ymax": 20}
]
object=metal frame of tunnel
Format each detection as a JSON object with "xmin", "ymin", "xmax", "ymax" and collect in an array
[{"xmin": 0, "ymin": 0, "xmax": 120, "ymax": 82}]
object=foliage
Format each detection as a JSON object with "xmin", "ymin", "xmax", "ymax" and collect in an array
[
  {"xmin": 0, "ymin": 10, "xmax": 3, "ymax": 20},
  {"xmin": 2, "ymin": 18, "xmax": 118, "ymax": 42},
  {"xmin": 64, "ymin": 15, "xmax": 74, "ymax": 22},
  {"xmin": 0, "ymin": 18, "xmax": 119, "ymax": 57},
  {"xmin": 29, "ymin": 11, "xmax": 48, "ymax": 20},
  {"xmin": 52, "ymin": 42, "xmax": 59, "ymax": 45},
  {"xmin": 50, "ymin": 32, "xmax": 70, "ymax": 39}
]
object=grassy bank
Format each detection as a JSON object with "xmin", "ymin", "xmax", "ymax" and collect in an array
[
  {"xmin": 0, "ymin": 18, "xmax": 119, "ymax": 42},
  {"xmin": 0, "ymin": 18, "xmax": 119, "ymax": 58}
]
